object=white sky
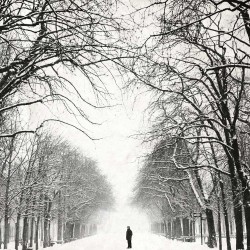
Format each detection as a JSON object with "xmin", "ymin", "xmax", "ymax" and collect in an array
[
  {"xmin": 62, "ymin": 87, "xmax": 151, "ymax": 207},
  {"xmin": 27, "ymin": 76, "xmax": 152, "ymax": 208}
]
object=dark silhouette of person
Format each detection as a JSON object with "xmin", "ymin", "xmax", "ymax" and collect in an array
[{"xmin": 126, "ymin": 226, "xmax": 133, "ymax": 248}]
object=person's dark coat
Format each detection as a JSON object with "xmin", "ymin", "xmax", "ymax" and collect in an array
[{"xmin": 126, "ymin": 228, "xmax": 133, "ymax": 240}]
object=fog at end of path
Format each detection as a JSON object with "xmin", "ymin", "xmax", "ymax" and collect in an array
[{"xmin": 99, "ymin": 206, "xmax": 150, "ymax": 235}]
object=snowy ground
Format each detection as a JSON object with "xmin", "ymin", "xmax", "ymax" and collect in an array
[
  {"xmin": 46, "ymin": 233, "xmax": 235, "ymax": 250},
  {"xmin": 5, "ymin": 232, "xmax": 240, "ymax": 250}
]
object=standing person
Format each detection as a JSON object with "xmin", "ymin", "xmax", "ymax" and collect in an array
[{"xmin": 126, "ymin": 226, "xmax": 133, "ymax": 248}]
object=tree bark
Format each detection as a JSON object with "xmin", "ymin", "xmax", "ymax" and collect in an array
[
  {"xmin": 29, "ymin": 216, "xmax": 35, "ymax": 247},
  {"xmin": 163, "ymin": 219, "xmax": 167, "ymax": 237},
  {"xmin": 35, "ymin": 216, "xmax": 40, "ymax": 250},
  {"xmin": 4, "ymin": 138, "xmax": 14, "ymax": 249},
  {"xmin": 228, "ymin": 170, "xmax": 244, "ymax": 250},
  {"xmin": 57, "ymin": 190, "xmax": 63, "ymax": 242},
  {"xmin": 169, "ymin": 220, "xmax": 172, "ymax": 239},
  {"xmin": 22, "ymin": 216, "xmax": 29, "ymax": 250},
  {"xmin": 244, "ymin": 204, "xmax": 250, "ymax": 250},
  {"xmin": 194, "ymin": 169, "xmax": 217, "ymax": 248},
  {"xmin": 43, "ymin": 215, "xmax": 49, "ymax": 247},
  {"xmin": 0, "ymin": 222, "xmax": 2, "ymax": 249},
  {"xmin": 217, "ymin": 197, "xmax": 222, "ymax": 250},
  {"xmin": 233, "ymin": 193, "xmax": 244, "ymax": 250},
  {"xmin": 225, "ymin": 142, "xmax": 244, "ymax": 250},
  {"xmin": 205, "ymin": 208, "xmax": 217, "ymax": 248},
  {"xmin": 3, "ymin": 215, "xmax": 9, "ymax": 249},
  {"xmin": 29, "ymin": 197, "xmax": 36, "ymax": 248},
  {"xmin": 15, "ymin": 213, "xmax": 21, "ymax": 250},
  {"xmin": 43, "ymin": 196, "xmax": 52, "ymax": 248},
  {"xmin": 231, "ymin": 138, "xmax": 250, "ymax": 250},
  {"xmin": 219, "ymin": 178, "xmax": 232, "ymax": 250}
]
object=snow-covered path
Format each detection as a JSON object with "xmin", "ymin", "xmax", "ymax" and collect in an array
[{"xmin": 51, "ymin": 233, "xmax": 214, "ymax": 250}]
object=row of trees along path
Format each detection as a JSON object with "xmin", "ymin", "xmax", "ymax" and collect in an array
[
  {"xmin": 0, "ymin": 1, "xmax": 121, "ymax": 249},
  {"xmin": 131, "ymin": 1, "xmax": 250, "ymax": 250},
  {"xmin": 0, "ymin": 132, "xmax": 114, "ymax": 250}
]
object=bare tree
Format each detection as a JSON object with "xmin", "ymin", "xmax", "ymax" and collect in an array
[
  {"xmin": 133, "ymin": 138, "xmax": 199, "ymax": 238},
  {"xmin": 128, "ymin": 0, "xmax": 250, "ymax": 249},
  {"xmin": 0, "ymin": 0, "xmax": 131, "ymax": 138},
  {"xmin": 0, "ymin": 129, "xmax": 115, "ymax": 249}
]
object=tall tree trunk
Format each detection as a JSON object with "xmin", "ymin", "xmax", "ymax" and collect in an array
[
  {"xmin": 22, "ymin": 190, "xmax": 33, "ymax": 250},
  {"xmin": 4, "ymin": 138, "xmax": 14, "ymax": 249},
  {"xmin": 22, "ymin": 216, "xmax": 29, "ymax": 250},
  {"xmin": 29, "ymin": 216, "xmax": 35, "ymax": 247},
  {"xmin": 173, "ymin": 219, "xmax": 176, "ymax": 238},
  {"xmin": 163, "ymin": 219, "xmax": 167, "ymax": 237},
  {"xmin": 225, "ymin": 146, "xmax": 244, "ymax": 250},
  {"xmin": 219, "ymin": 177, "xmax": 232, "ymax": 250},
  {"xmin": 169, "ymin": 220, "xmax": 172, "ymax": 239},
  {"xmin": 43, "ymin": 215, "xmax": 49, "ymax": 247},
  {"xmin": 3, "ymin": 214, "xmax": 9, "ymax": 249},
  {"xmin": 217, "ymin": 197, "xmax": 222, "ymax": 250},
  {"xmin": 3, "ymin": 188, "xmax": 9, "ymax": 247},
  {"xmin": 244, "ymin": 204, "xmax": 250, "ymax": 250},
  {"xmin": 192, "ymin": 215, "xmax": 196, "ymax": 241},
  {"xmin": 238, "ymin": 170, "xmax": 250, "ymax": 250},
  {"xmin": 183, "ymin": 218, "xmax": 189, "ymax": 236},
  {"xmin": 35, "ymin": 216, "xmax": 40, "ymax": 250},
  {"xmin": 15, "ymin": 213, "xmax": 21, "ymax": 250},
  {"xmin": 43, "ymin": 196, "xmax": 52, "ymax": 248},
  {"xmin": 233, "ymin": 192, "xmax": 244, "ymax": 250},
  {"xmin": 57, "ymin": 190, "xmax": 63, "ymax": 242},
  {"xmin": 207, "ymin": 134, "xmax": 231, "ymax": 249},
  {"xmin": 0, "ymin": 221, "xmax": 2, "ymax": 249},
  {"xmin": 194, "ymin": 168, "xmax": 217, "ymax": 248},
  {"xmin": 231, "ymin": 138, "xmax": 248, "ymax": 250},
  {"xmin": 205, "ymin": 208, "xmax": 217, "ymax": 248},
  {"xmin": 29, "ymin": 197, "xmax": 36, "ymax": 248}
]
